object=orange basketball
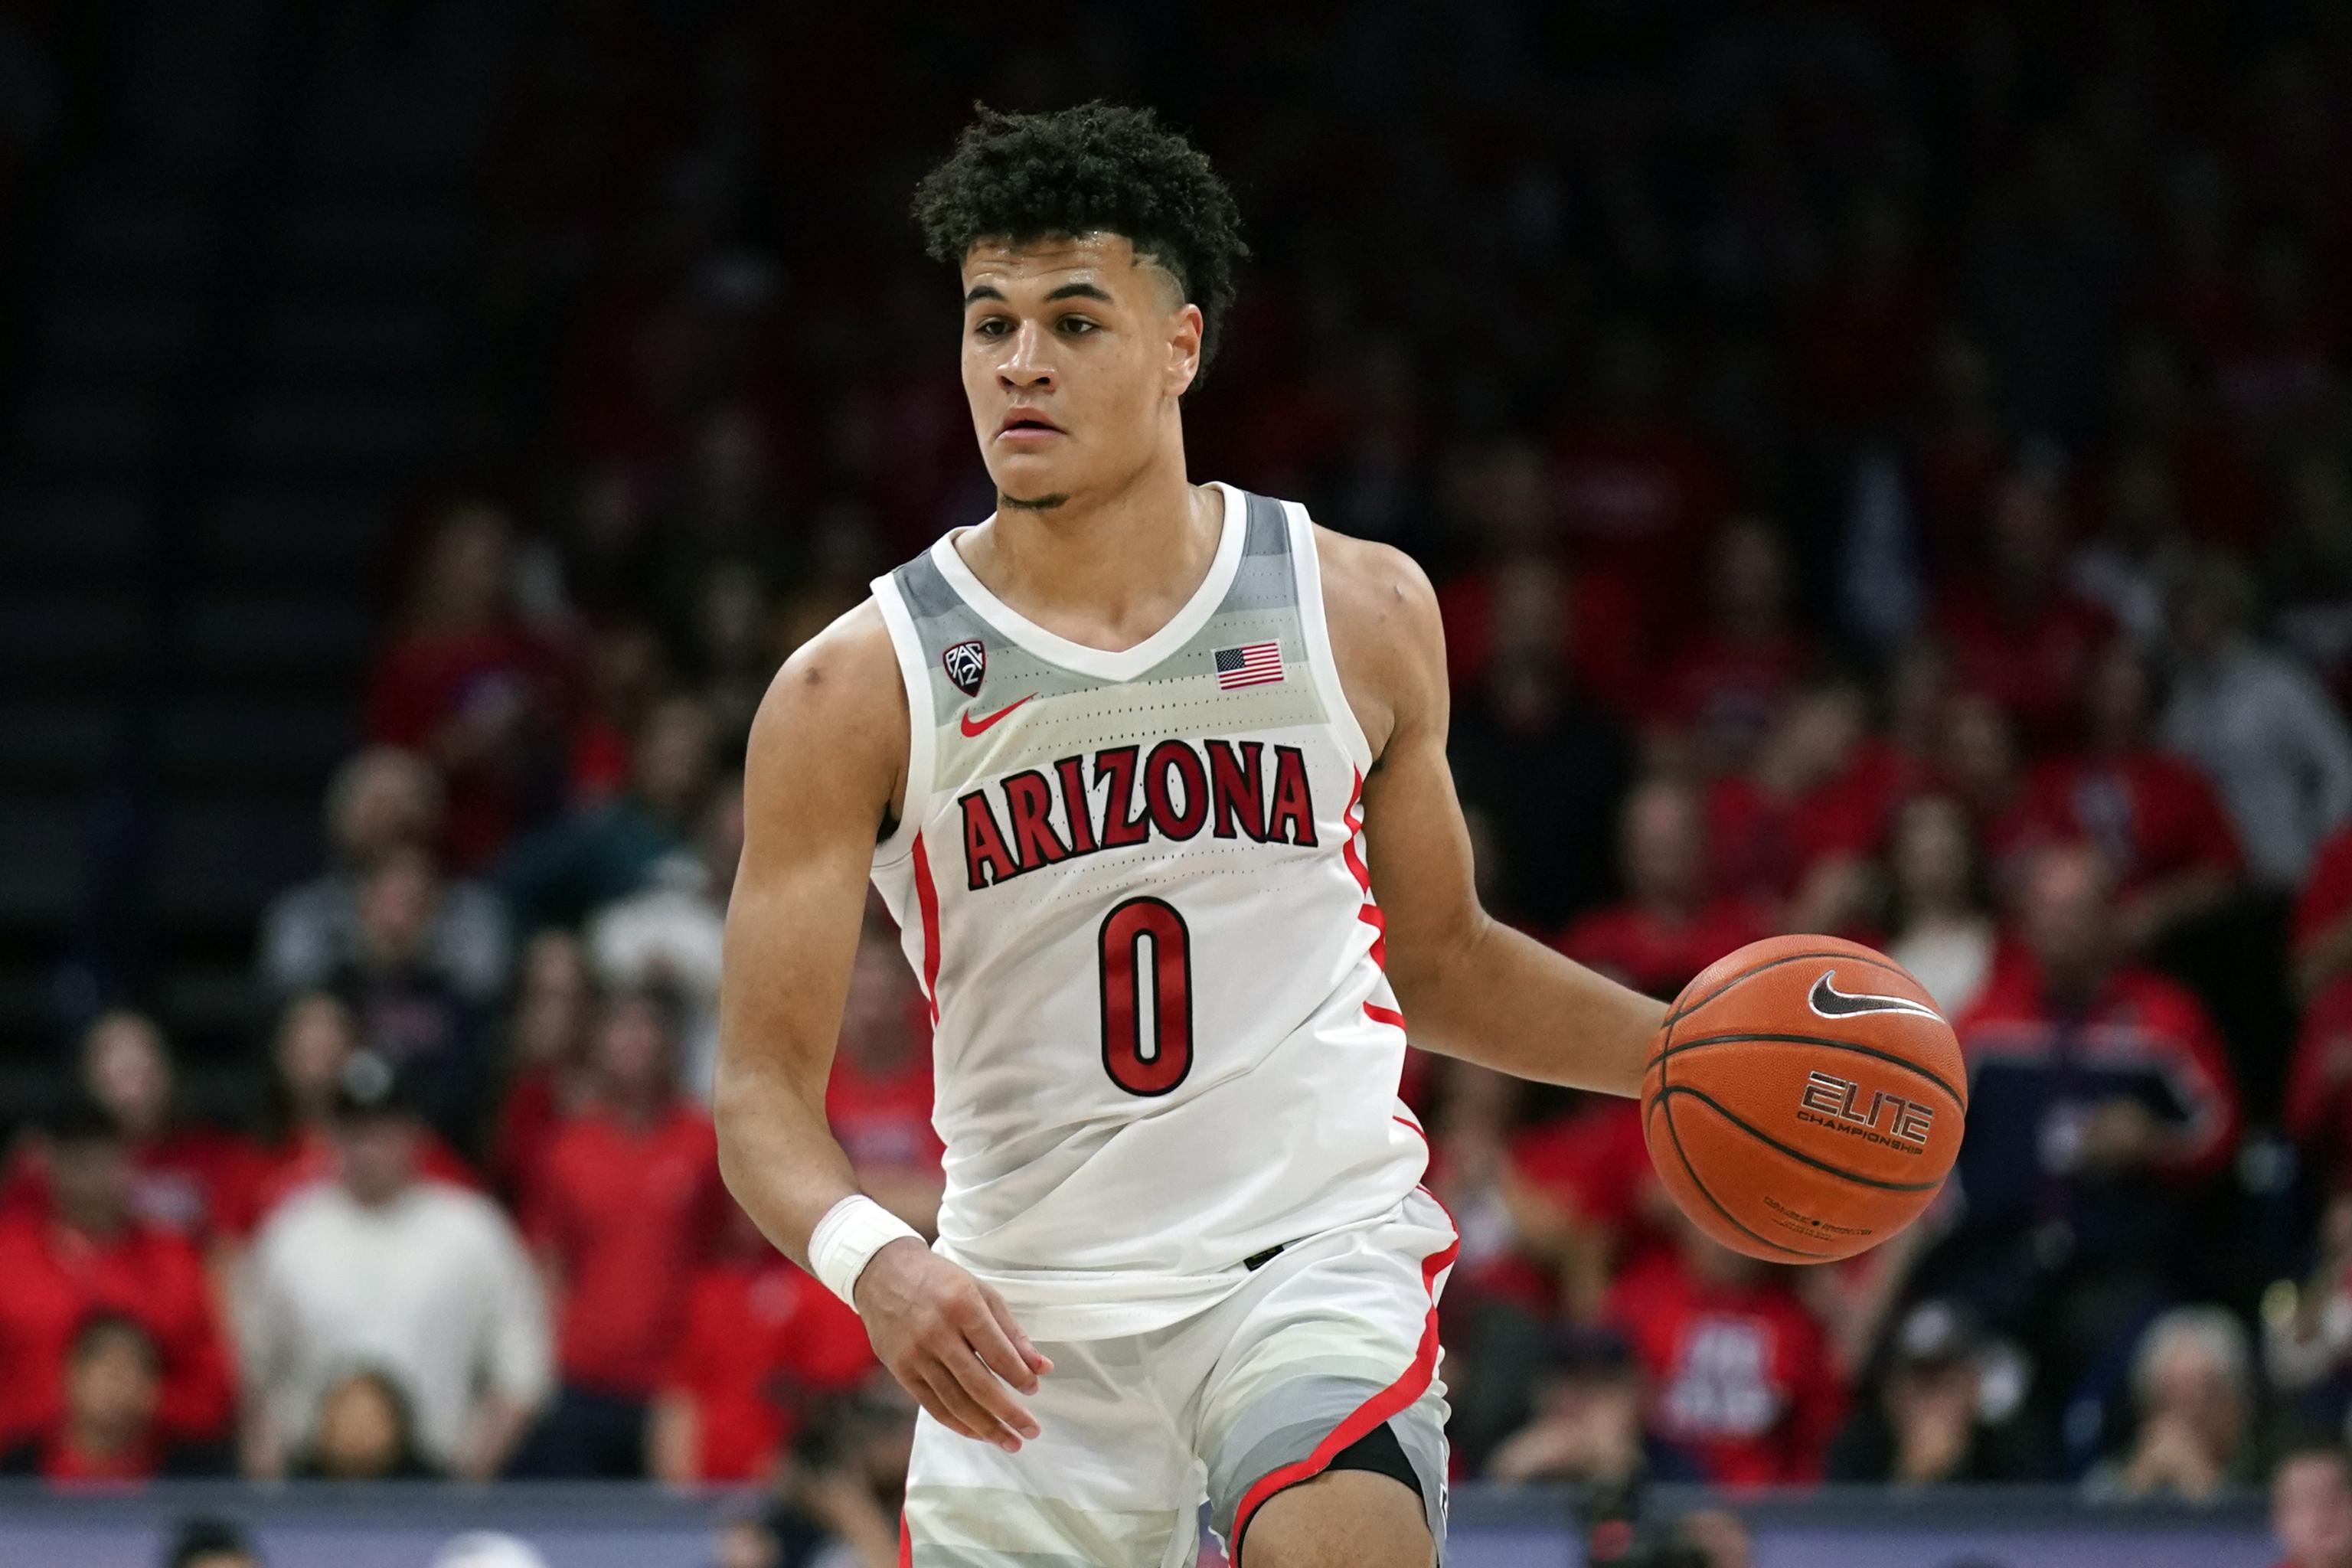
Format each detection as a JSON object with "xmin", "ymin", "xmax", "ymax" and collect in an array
[{"xmin": 1641, "ymin": 934, "xmax": 1966, "ymax": 1264}]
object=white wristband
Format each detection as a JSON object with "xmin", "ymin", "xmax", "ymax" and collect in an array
[{"xmin": 808, "ymin": 1195, "xmax": 923, "ymax": 1310}]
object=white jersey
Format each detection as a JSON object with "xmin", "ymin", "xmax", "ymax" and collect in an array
[{"xmin": 867, "ymin": 482, "xmax": 1427, "ymax": 1341}]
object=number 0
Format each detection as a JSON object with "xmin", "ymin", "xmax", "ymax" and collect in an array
[{"xmin": 1097, "ymin": 897, "xmax": 1192, "ymax": 1096}]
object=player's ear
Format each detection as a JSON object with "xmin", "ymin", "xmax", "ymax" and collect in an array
[{"xmin": 1165, "ymin": 301, "xmax": 1203, "ymax": 399}]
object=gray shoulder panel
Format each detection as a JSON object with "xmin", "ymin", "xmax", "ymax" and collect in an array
[
  {"xmin": 1242, "ymin": 490, "xmax": 1291, "ymax": 557},
  {"xmin": 1218, "ymin": 492, "xmax": 1302, "ymax": 619},
  {"xmin": 891, "ymin": 550, "xmax": 966, "ymax": 626},
  {"xmin": 885, "ymin": 550, "xmax": 1004, "ymax": 729}
]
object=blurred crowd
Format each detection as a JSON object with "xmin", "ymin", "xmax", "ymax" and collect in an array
[{"xmin": 20, "ymin": 2, "xmax": 2352, "ymax": 1566}]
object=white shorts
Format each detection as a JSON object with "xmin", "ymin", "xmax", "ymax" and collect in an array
[{"xmin": 900, "ymin": 1186, "xmax": 1458, "ymax": 1567}]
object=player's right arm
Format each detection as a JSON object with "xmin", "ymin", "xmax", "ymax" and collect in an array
[{"xmin": 716, "ymin": 601, "xmax": 1049, "ymax": 1454}]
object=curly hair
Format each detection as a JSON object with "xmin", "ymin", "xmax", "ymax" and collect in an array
[{"xmin": 912, "ymin": 101, "xmax": 1249, "ymax": 384}]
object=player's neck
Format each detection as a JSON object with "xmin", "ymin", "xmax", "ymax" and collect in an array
[{"xmin": 960, "ymin": 456, "xmax": 1222, "ymax": 654}]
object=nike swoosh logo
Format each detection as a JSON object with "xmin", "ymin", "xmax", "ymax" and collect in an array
[
  {"xmin": 1808, "ymin": 971, "xmax": 1942, "ymax": 1021},
  {"xmin": 959, "ymin": 694, "xmax": 1035, "ymax": 737}
]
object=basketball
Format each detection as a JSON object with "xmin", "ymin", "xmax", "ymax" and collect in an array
[{"xmin": 1642, "ymin": 935, "xmax": 1967, "ymax": 1265}]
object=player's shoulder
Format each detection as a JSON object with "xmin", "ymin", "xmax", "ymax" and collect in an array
[
  {"xmin": 747, "ymin": 596, "xmax": 907, "ymax": 757},
  {"xmin": 1308, "ymin": 520, "xmax": 1441, "ymax": 635},
  {"xmin": 741, "ymin": 595, "xmax": 910, "ymax": 835},
  {"xmin": 1303, "ymin": 518, "xmax": 1447, "ymax": 737},
  {"xmin": 763, "ymin": 596, "xmax": 899, "ymax": 707}
]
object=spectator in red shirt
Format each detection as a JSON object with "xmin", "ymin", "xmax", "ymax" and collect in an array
[
  {"xmin": 518, "ymin": 984, "xmax": 728, "ymax": 1476},
  {"xmin": 2, "ymin": 1011, "xmax": 263, "ymax": 1253},
  {"xmin": 2274, "ymin": 1447, "xmax": 2352, "ymax": 1568},
  {"xmin": 1932, "ymin": 843, "xmax": 2243, "ymax": 1423},
  {"xmin": 1705, "ymin": 678, "xmax": 1896, "ymax": 933},
  {"xmin": 1604, "ymin": 1210, "xmax": 1844, "ymax": 1488},
  {"xmin": 0, "ymin": 1100, "xmax": 235, "ymax": 1450},
  {"xmin": 826, "ymin": 923, "xmax": 946, "ymax": 1236},
  {"xmin": 1648, "ymin": 516, "xmax": 1815, "ymax": 776},
  {"xmin": 1558, "ymin": 779, "xmax": 1774, "ymax": 1003},
  {"xmin": 650, "ymin": 1206, "xmax": 876, "ymax": 1484},
  {"xmin": 2022, "ymin": 641, "xmax": 2243, "ymax": 950},
  {"xmin": 0, "ymin": 1313, "xmax": 227, "ymax": 1484},
  {"xmin": 362, "ymin": 502, "xmax": 578, "ymax": 871},
  {"xmin": 1933, "ymin": 457, "xmax": 2116, "ymax": 748}
]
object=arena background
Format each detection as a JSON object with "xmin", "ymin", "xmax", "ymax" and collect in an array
[{"xmin": 4, "ymin": 2, "xmax": 2352, "ymax": 1564}]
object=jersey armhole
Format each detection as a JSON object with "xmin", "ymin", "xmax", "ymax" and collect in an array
[
  {"xmin": 868, "ymin": 575, "xmax": 937, "ymax": 871},
  {"xmin": 1285, "ymin": 501, "xmax": 1376, "ymax": 774}
]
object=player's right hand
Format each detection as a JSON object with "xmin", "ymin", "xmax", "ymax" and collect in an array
[{"xmin": 855, "ymin": 1238, "xmax": 1054, "ymax": 1452}]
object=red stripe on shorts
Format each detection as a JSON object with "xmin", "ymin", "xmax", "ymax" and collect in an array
[{"xmin": 1228, "ymin": 1215, "xmax": 1461, "ymax": 1561}]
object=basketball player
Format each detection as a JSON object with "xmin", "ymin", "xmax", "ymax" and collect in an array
[{"xmin": 716, "ymin": 103, "xmax": 1667, "ymax": 1568}]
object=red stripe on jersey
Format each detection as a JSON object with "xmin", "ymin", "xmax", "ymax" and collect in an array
[
  {"xmin": 898, "ymin": 1511, "xmax": 911, "ymax": 1567},
  {"xmin": 1364, "ymin": 1001, "xmax": 1407, "ymax": 1030},
  {"xmin": 1230, "ymin": 1219, "xmax": 1460, "ymax": 1558},
  {"xmin": 1340, "ymin": 770, "xmax": 1371, "ymax": 893},
  {"xmin": 910, "ymin": 833, "xmax": 942, "ymax": 1026},
  {"xmin": 1341, "ymin": 769, "xmax": 1388, "ymax": 964}
]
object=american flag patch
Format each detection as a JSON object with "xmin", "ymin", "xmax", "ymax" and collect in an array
[{"xmin": 1214, "ymin": 641, "xmax": 1284, "ymax": 690}]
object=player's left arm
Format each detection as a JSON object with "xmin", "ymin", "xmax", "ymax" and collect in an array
[{"xmin": 1321, "ymin": 528, "xmax": 1664, "ymax": 1096}]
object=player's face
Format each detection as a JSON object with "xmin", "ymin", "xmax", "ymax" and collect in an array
[{"xmin": 959, "ymin": 234, "xmax": 1202, "ymax": 509}]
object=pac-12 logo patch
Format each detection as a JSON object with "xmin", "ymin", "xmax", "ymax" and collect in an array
[{"xmin": 942, "ymin": 639, "xmax": 986, "ymax": 697}]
